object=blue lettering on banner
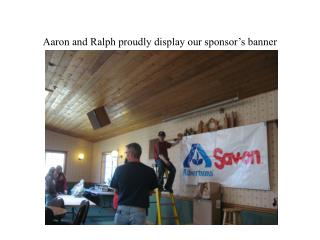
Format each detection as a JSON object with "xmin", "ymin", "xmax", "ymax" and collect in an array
[
  {"xmin": 183, "ymin": 143, "xmax": 213, "ymax": 177},
  {"xmin": 183, "ymin": 169, "xmax": 213, "ymax": 176},
  {"xmin": 183, "ymin": 144, "xmax": 212, "ymax": 168}
]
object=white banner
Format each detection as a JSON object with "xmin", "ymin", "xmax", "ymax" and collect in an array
[{"xmin": 181, "ymin": 122, "xmax": 270, "ymax": 190}]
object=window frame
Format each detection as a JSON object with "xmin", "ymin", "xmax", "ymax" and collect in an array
[
  {"xmin": 45, "ymin": 149, "xmax": 67, "ymax": 175},
  {"xmin": 100, "ymin": 151, "xmax": 118, "ymax": 184}
]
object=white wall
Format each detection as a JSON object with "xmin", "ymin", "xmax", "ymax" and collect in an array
[
  {"xmin": 45, "ymin": 129, "xmax": 93, "ymax": 182},
  {"xmin": 92, "ymin": 90, "xmax": 278, "ymax": 209}
]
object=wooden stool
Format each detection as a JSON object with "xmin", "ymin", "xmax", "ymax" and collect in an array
[{"xmin": 222, "ymin": 208, "xmax": 242, "ymax": 225}]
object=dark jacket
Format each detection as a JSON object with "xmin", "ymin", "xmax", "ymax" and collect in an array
[{"xmin": 45, "ymin": 174, "xmax": 56, "ymax": 196}]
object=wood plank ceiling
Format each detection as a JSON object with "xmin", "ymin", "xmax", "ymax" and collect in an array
[{"xmin": 45, "ymin": 50, "xmax": 277, "ymax": 142}]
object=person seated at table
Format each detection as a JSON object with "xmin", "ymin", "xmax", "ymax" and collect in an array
[
  {"xmin": 54, "ymin": 165, "xmax": 68, "ymax": 194},
  {"xmin": 45, "ymin": 167, "xmax": 57, "ymax": 204}
]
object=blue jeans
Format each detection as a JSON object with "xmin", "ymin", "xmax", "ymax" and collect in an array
[
  {"xmin": 156, "ymin": 159, "xmax": 176, "ymax": 189},
  {"xmin": 114, "ymin": 205, "xmax": 146, "ymax": 225}
]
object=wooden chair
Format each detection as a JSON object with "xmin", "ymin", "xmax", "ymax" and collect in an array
[
  {"xmin": 47, "ymin": 197, "xmax": 65, "ymax": 221},
  {"xmin": 47, "ymin": 197, "xmax": 65, "ymax": 208},
  {"xmin": 222, "ymin": 208, "xmax": 242, "ymax": 225},
  {"xmin": 72, "ymin": 200, "xmax": 89, "ymax": 224},
  {"xmin": 81, "ymin": 200, "xmax": 90, "ymax": 224},
  {"xmin": 56, "ymin": 200, "xmax": 89, "ymax": 225}
]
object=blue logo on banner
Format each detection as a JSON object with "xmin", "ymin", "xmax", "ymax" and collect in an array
[{"xmin": 183, "ymin": 144, "xmax": 212, "ymax": 168}]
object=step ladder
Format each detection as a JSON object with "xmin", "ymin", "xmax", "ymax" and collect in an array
[
  {"xmin": 154, "ymin": 187, "xmax": 180, "ymax": 225},
  {"xmin": 151, "ymin": 167, "xmax": 180, "ymax": 225}
]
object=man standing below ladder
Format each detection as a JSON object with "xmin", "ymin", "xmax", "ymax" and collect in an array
[
  {"xmin": 110, "ymin": 143, "xmax": 158, "ymax": 224},
  {"xmin": 154, "ymin": 131, "xmax": 181, "ymax": 193}
]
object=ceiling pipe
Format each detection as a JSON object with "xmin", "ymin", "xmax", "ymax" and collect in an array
[{"xmin": 162, "ymin": 96, "xmax": 239, "ymax": 122}]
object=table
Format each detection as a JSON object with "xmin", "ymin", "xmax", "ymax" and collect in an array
[
  {"xmin": 47, "ymin": 206, "xmax": 67, "ymax": 216},
  {"xmin": 84, "ymin": 189, "xmax": 116, "ymax": 218},
  {"xmin": 57, "ymin": 194, "xmax": 96, "ymax": 207},
  {"xmin": 85, "ymin": 189, "xmax": 115, "ymax": 196},
  {"xmin": 57, "ymin": 194, "xmax": 96, "ymax": 219},
  {"xmin": 84, "ymin": 189, "xmax": 114, "ymax": 208}
]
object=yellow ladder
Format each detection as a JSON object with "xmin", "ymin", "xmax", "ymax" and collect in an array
[
  {"xmin": 154, "ymin": 171, "xmax": 180, "ymax": 225},
  {"xmin": 155, "ymin": 188, "xmax": 180, "ymax": 224}
]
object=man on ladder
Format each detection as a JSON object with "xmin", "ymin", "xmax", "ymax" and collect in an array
[{"xmin": 154, "ymin": 131, "xmax": 181, "ymax": 193}]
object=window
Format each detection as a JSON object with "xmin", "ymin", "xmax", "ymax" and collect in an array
[
  {"xmin": 101, "ymin": 151, "xmax": 118, "ymax": 185},
  {"xmin": 45, "ymin": 151, "xmax": 66, "ymax": 175}
]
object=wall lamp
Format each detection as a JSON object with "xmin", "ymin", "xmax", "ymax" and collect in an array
[
  {"xmin": 78, "ymin": 153, "xmax": 84, "ymax": 161},
  {"xmin": 111, "ymin": 150, "xmax": 119, "ymax": 158}
]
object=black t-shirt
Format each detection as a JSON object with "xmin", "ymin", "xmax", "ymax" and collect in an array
[{"xmin": 110, "ymin": 162, "xmax": 158, "ymax": 208}]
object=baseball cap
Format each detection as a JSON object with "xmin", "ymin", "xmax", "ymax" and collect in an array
[{"xmin": 158, "ymin": 131, "xmax": 166, "ymax": 137}]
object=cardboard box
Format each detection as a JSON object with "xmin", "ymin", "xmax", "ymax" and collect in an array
[
  {"xmin": 205, "ymin": 182, "xmax": 221, "ymax": 198},
  {"xmin": 194, "ymin": 182, "xmax": 221, "ymax": 199},
  {"xmin": 193, "ymin": 193, "xmax": 222, "ymax": 225}
]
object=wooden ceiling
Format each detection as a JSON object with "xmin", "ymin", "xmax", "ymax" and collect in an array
[{"xmin": 45, "ymin": 50, "xmax": 277, "ymax": 142}]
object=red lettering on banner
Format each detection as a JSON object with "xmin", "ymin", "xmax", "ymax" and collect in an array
[
  {"xmin": 213, "ymin": 148, "xmax": 224, "ymax": 169},
  {"xmin": 213, "ymin": 148, "xmax": 262, "ymax": 170},
  {"xmin": 243, "ymin": 151, "xmax": 252, "ymax": 164},
  {"xmin": 253, "ymin": 150, "xmax": 261, "ymax": 164},
  {"xmin": 233, "ymin": 152, "xmax": 242, "ymax": 164},
  {"xmin": 224, "ymin": 153, "xmax": 233, "ymax": 166}
]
